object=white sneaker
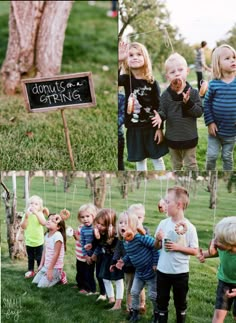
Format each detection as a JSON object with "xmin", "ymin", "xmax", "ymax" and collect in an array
[{"xmin": 96, "ymin": 294, "xmax": 107, "ymax": 301}]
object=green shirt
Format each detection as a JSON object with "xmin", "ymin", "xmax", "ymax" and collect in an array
[
  {"xmin": 23, "ymin": 213, "xmax": 45, "ymax": 247},
  {"xmin": 217, "ymin": 249, "xmax": 236, "ymax": 283}
]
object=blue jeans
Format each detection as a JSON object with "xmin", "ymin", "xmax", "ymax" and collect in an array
[
  {"xmin": 206, "ymin": 134, "xmax": 235, "ymax": 170},
  {"xmin": 131, "ymin": 273, "xmax": 157, "ymax": 311}
]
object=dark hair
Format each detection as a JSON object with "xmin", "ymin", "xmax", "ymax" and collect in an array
[
  {"xmin": 201, "ymin": 41, "xmax": 207, "ymax": 48},
  {"xmin": 48, "ymin": 213, "xmax": 67, "ymax": 251},
  {"xmin": 93, "ymin": 208, "xmax": 116, "ymax": 238}
]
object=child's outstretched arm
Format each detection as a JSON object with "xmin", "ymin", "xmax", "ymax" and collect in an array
[
  {"xmin": 197, "ymin": 245, "xmax": 218, "ymax": 263},
  {"xmin": 47, "ymin": 241, "xmax": 62, "ymax": 281},
  {"xmin": 165, "ymin": 241, "xmax": 198, "ymax": 255}
]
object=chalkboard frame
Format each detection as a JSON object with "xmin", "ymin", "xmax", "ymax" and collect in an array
[{"xmin": 21, "ymin": 72, "xmax": 96, "ymax": 113}]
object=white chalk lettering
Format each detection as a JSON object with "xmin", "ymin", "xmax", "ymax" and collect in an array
[{"xmin": 39, "ymin": 90, "xmax": 82, "ymax": 105}]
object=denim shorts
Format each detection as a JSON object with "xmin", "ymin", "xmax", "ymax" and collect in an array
[{"xmin": 215, "ymin": 280, "xmax": 236, "ymax": 316}]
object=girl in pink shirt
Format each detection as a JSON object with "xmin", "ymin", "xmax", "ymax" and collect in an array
[{"xmin": 32, "ymin": 213, "xmax": 66, "ymax": 288}]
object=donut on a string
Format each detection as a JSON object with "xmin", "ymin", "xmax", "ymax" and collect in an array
[{"xmin": 175, "ymin": 221, "xmax": 187, "ymax": 235}]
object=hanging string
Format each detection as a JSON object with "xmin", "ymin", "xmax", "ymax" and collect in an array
[
  {"xmin": 55, "ymin": 178, "xmax": 58, "ymax": 213},
  {"xmin": 108, "ymin": 176, "xmax": 112, "ymax": 211},
  {"xmin": 43, "ymin": 174, "xmax": 46, "ymax": 207},
  {"xmin": 69, "ymin": 183, "xmax": 77, "ymax": 226},
  {"xmin": 160, "ymin": 174, "xmax": 163, "ymax": 198},
  {"xmin": 125, "ymin": 182, "xmax": 129, "ymax": 209},
  {"xmin": 143, "ymin": 177, "xmax": 147, "ymax": 206},
  {"xmin": 64, "ymin": 181, "xmax": 67, "ymax": 210},
  {"xmin": 163, "ymin": 27, "xmax": 174, "ymax": 53},
  {"xmin": 211, "ymin": 171, "xmax": 218, "ymax": 238}
]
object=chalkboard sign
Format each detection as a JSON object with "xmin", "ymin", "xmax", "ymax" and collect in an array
[{"xmin": 21, "ymin": 72, "xmax": 96, "ymax": 113}]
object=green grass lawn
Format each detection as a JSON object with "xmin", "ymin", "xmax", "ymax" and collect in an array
[
  {"xmin": 1, "ymin": 172, "xmax": 236, "ymax": 322},
  {"xmin": 0, "ymin": 1, "xmax": 117, "ymax": 170}
]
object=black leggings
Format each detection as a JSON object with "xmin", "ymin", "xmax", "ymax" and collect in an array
[{"xmin": 26, "ymin": 245, "xmax": 44, "ymax": 271}]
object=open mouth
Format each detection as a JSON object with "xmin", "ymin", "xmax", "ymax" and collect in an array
[{"xmin": 121, "ymin": 228, "xmax": 126, "ymax": 233}]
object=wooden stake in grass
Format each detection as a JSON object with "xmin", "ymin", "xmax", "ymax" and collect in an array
[{"xmin": 61, "ymin": 109, "xmax": 75, "ymax": 171}]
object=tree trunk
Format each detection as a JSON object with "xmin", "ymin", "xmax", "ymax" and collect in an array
[
  {"xmin": 1, "ymin": 0, "xmax": 74, "ymax": 94},
  {"xmin": 1, "ymin": 178, "xmax": 26, "ymax": 259},
  {"xmin": 208, "ymin": 172, "xmax": 217, "ymax": 209},
  {"xmin": 86, "ymin": 172, "xmax": 107, "ymax": 208}
]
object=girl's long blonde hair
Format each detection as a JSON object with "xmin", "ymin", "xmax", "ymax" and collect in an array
[
  {"xmin": 211, "ymin": 44, "xmax": 236, "ymax": 79},
  {"xmin": 121, "ymin": 42, "xmax": 154, "ymax": 84},
  {"xmin": 116, "ymin": 210, "xmax": 139, "ymax": 240}
]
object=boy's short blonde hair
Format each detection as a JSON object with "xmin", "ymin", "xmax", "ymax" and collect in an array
[
  {"xmin": 128, "ymin": 203, "xmax": 145, "ymax": 216},
  {"xmin": 168, "ymin": 186, "xmax": 190, "ymax": 210},
  {"xmin": 78, "ymin": 203, "xmax": 97, "ymax": 219},
  {"xmin": 165, "ymin": 53, "xmax": 188, "ymax": 72},
  {"xmin": 211, "ymin": 44, "xmax": 236, "ymax": 79},
  {"xmin": 214, "ymin": 216, "xmax": 236, "ymax": 246}
]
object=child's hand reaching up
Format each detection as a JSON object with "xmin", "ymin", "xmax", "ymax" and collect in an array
[
  {"xmin": 182, "ymin": 88, "xmax": 191, "ymax": 104},
  {"xmin": 119, "ymin": 41, "xmax": 129, "ymax": 63}
]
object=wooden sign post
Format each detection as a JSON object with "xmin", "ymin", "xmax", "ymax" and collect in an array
[{"xmin": 21, "ymin": 72, "xmax": 96, "ymax": 169}]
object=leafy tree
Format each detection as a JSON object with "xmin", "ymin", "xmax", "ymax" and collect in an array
[
  {"xmin": 217, "ymin": 23, "xmax": 236, "ymax": 49},
  {"xmin": 119, "ymin": 0, "xmax": 194, "ymax": 81}
]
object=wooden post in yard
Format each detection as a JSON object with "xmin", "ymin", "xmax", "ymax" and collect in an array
[{"xmin": 61, "ymin": 109, "xmax": 75, "ymax": 171}]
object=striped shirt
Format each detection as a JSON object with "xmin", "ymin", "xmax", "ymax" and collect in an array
[
  {"xmin": 204, "ymin": 78, "xmax": 236, "ymax": 137},
  {"xmin": 122, "ymin": 234, "xmax": 159, "ymax": 280},
  {"xmin": 75, "ymin": 225, "xmax": 86, "ymax": 262},
  {"xmin": 80, "ymin": 224, "xmax": 94, "ymax": 256},
  {"xmin": 159, "ymin": 83, "xmax": 203, "ymax": 149},
  {"xmin": 44, "ymin": 231, "xmax": 64, "ymax": 269}
]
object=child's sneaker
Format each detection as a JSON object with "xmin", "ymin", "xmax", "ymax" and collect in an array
[
  {"xmin": 96, "ymin": 294, "xmax": 107, "ymax": 302},
  {"xmin": 24, "ymin": 271, "xmax": 35, "ymax": 278},
  {"xmin": 86, "ymin": 291, "xmax": 97, "ymax": 296},
  {"xmin": 79, "ymin": 289, "xmax": 88, "ymax": 295}
]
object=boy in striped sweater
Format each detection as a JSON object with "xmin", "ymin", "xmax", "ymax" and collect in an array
[
  {"xmin": 115, "ymin": 210, "xmax": 159, "ymax": 322},
  {"xmin": 158, "ymin": 53, "xmax": 203, "ymax": 171},
  {"xmin": 204, "ymin": 44, "xmax": 236, "ymax": 170},
  {"xmin": 73, "ymin": 204, "xmax": 98, "ymax": 295}
]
